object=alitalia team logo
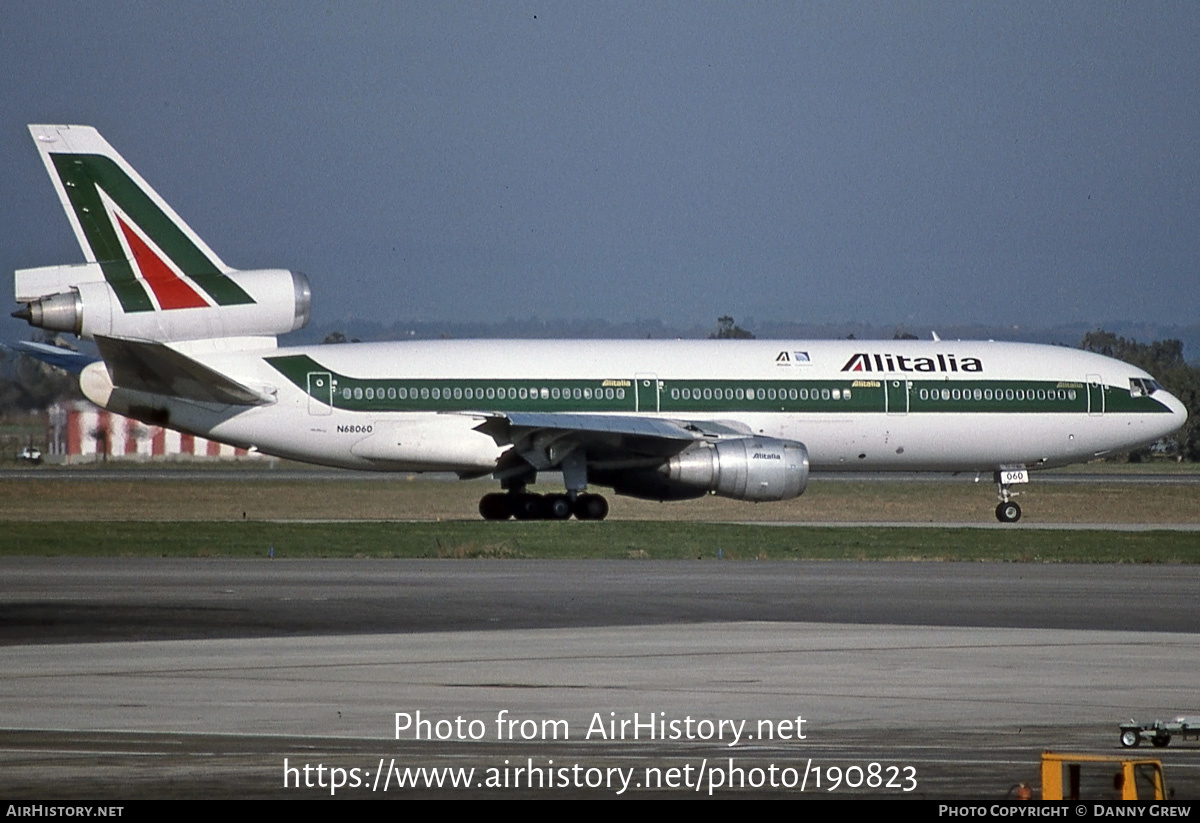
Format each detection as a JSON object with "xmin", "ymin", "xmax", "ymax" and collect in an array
[
  {"xmin": 50, "ymin": 152, "xmax": 254, "ymax": 313},
  {"xmin": 841, "ymin": 352, "xmax": 983, "ymax": 373},
  {"xmin": 775, "ymin": 351, "xmax": 811, "ymax": 364}
]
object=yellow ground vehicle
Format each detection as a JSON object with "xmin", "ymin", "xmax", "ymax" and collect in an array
[{"xmin": 1040, "ymin": 752, "xmax": 1167, "ymax": 800}]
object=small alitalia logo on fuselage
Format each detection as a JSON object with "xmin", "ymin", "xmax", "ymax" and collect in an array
[{"xmin": 841, "ymin": 353, "xmax": 983, "ymax": 373}]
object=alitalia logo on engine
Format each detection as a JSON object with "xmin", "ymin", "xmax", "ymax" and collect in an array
[{"xmin": 841, "ymin": 353, "xmax": 983, "ymax": 373}]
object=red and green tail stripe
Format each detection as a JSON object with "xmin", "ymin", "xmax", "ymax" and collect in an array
[{"xmin": 51, "ymin": 153, "xmax": 254, "ymax": 313}]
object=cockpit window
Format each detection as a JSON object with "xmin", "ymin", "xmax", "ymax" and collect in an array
[{"xmin": 1129, "ymin": 378, "xmax": 1162, "ymax": 397}]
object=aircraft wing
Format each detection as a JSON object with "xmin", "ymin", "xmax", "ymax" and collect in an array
[{"xmin": 471, "ymin": 410, "xmax": 735, "ymax": 474}]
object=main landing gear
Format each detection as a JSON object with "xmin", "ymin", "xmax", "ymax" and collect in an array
[
  {"xmin": 480, "ymin": 451, "xmax": 607, "ymax": 521},
  {"xmin": 479, "ymin": 491, "xmax": 609, "ymax": 521}
]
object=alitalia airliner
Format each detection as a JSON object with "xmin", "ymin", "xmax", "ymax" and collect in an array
[{"xmin": 12, "ymin": 125, "xmax": 1187, "ymax": 522}]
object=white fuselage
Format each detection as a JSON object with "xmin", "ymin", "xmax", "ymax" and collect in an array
[{"xmin": 96, "ymin": 338, "xmax": 1186, "ymax": 478}]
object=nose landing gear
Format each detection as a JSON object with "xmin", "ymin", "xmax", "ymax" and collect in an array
[
  {"xmin": 993, "ymin": 468, "xmax": 1027, "ymax": 523},
  {"xmin": 995, "ymin": 500, "xmax": 1022, "ymax": 523}
]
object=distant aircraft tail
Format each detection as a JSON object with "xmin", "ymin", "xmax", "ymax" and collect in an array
[{"xmin": 14, "ymin": 125, "xmax": 309, "ymax": 343}]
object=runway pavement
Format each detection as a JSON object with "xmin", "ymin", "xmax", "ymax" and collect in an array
[
  {"xmin": 2, "ymin": 560, "xmax": 1199, "ymax": 799},
  {"xmin": 6, "ymin": 467, "xmax": 1200, "ymax": 484}
]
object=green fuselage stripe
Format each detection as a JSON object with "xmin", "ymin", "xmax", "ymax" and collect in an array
[{"xmin": 267, "ymin": 355, "xmax": 1172, "ymax": 416}]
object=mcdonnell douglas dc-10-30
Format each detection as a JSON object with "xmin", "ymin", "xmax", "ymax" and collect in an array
[{"xmin": 12, "ymin": 125, "xmax": 1187, "ymax": 522}]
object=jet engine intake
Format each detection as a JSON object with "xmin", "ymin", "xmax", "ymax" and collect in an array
[
  {"xmin": 603, "ymin": 437, "xmax": 810, "ymax": 502},
  {"xmin": 662, "ymin": 437, "xmax": 810, "ymax": 501}
]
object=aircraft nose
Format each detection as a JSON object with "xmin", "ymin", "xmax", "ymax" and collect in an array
[{"xmin": 1161, "ymin": 390, "xmax": 1188, "ymax": 434}]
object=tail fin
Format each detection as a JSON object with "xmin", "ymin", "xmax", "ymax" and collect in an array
[
  {"xmin": 15, "ymin": 125, "xmax": 308, "ymax": 343},
  {"xmin": 27, "ymin": 124, "xmax": 252, "ymax": 313}
]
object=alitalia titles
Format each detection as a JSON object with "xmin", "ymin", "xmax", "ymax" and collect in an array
[{"xmin": 842, "ymin": 352, "xmax": 983, "ymax": 373}]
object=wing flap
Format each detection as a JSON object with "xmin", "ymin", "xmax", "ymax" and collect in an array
[
  {"xmin": 470, "ymin": 412, "xmax": 696, "ymax": 458},
  {"xmin": 472, "ymin": 410, "xmax": 709, "ymax": 476},
  {"xmin": 477, "ymin": 411, "xmax": 697, "ymax": 445}
]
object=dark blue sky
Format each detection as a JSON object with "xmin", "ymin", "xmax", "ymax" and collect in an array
[{"xmin": 3, "ymin": 2, "xmax": 1198, "ymax": 339}]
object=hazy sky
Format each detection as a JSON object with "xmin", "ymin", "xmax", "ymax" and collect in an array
[{"xmin": 3, "ymin": 2, "xmax": 1197, "ymax": 338}]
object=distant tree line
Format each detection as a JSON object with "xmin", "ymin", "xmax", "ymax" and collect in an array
[
  {"xmin": 1081, "ymin": 331, "xmax": 1199, "ymax": 461},
  {"xmin": 709, "ymin": 316, "xmax": 755, "ymax": 339},
  {"xmin": 0, "ymin": 335, "xmax": 82, "ymax": 415}
]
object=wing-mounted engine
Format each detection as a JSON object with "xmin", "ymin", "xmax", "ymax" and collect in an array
[
  {"xmin": 601, "ymin": 436, "xmax": 810, "ymax": 502},
  {"xmin": 14, "ymin": 266, "xmax": 310, "ymax": 342}
]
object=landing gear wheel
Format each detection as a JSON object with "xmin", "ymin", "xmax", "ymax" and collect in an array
[
  {"xmin": 511, "ymin": 493, "xmax": 545, "ymax": 520},
  {"xmin": 479, "ymin": 493, "xmax": 511, "ymax": 521},
  {"xmin": 1120, "ymin": 729, "xmax": 1140, "ymax": 748},
  {"xmin": 573, "ymin": 493, "xmax": 609, "ymax": 521},
  {"xmin": 1152, "ymin": 734, "xmax": 1171, "ymax": 748},
  {"xmin": 545, "ymin": 495, "xmax": 572, "ymax": 520},
  {"xmin": 995, "ymin": 501, "xmax": 1022, "ymax": 523}
]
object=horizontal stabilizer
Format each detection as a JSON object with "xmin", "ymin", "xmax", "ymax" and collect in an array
[
  {"xmin": 94, "ymin": 336, "xmax": 273, "ymax": 406},
  {"xmin": 3, "ymin": 340, "xmax": 100, "ymax": 374}
]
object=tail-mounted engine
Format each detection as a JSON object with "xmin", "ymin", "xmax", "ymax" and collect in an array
[{"xmin": 14, "ymin": 266, "xmax": 310, "ymax": 342}]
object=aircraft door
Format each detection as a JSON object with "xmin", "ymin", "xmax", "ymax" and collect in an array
[
  {"xmin": 307, "ymin": 371, "xmax": 333, "ymax": 415},
  {"xmin": 635, "ymin": 373, "xmax": 660, "ymax": 412},
  {"xmin": 1086, "ymin": 374, "xmax": 1105, "ymax": 416},
  {"xmin": 885, "ymin": 377, "xmax": 910, "ymax": 415}
]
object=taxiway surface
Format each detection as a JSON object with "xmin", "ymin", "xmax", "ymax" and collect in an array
[{"xmin": 2, "ymin": 560, "xmax": 1199, "ymax": 798}]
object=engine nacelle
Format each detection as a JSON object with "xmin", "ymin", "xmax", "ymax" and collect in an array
[
  {"xmin": 14, "ymin": 267, "xmax": 310, "ymax": 342},
  {"xmin": 605, "ymin": 437, "xmax": 810, "ymax": 502}
]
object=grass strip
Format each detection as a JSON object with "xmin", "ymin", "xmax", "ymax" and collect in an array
[{"xmin": 2, "ymin": 521, "xmax": 1197, "ymax": 563}]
